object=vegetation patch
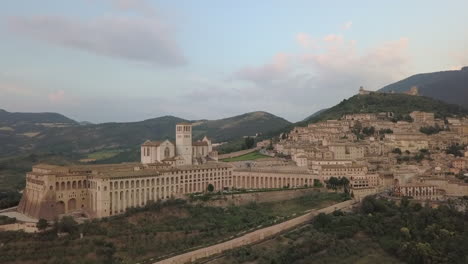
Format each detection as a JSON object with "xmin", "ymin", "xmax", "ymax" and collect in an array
[
  {"xmin": 216, "ymin": 196, "xmax": 468, "ymax": 264},
  {"xmin": 86, "ymin": 149, "xmax": 123, "ymax": 160},
  {"xmin": 0, "ymin": 192, "xmax": 346, "ymax": 264},
  {"xmin": 221, "ymin": 151, "xmax": 270, "ymax": 162}
]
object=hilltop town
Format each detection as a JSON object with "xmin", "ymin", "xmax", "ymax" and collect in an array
[{"xmin": 1, "ymin": 91, "xmax": 467, "ymax": 264}]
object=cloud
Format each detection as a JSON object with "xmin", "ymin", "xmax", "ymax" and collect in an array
[
  {"xmin": 0, "ymin": 82, "xmax": 35, "ymax": 96},
  {"xmin": 110, "ymin": 0, "xmax": 155, "ymax": 15},
  {"xmin": 233, "ymin": 34, "xmax": 412, "ymax": 121},
  {"xmin": 296, "ymin": 33, "xmax": 317, "ymax": 49},
  {"xmin": 323, "ymin": 34, "xmax": 344, "ymax": 43},
  {"xmin": 342, "ymin": 21, "xmax": 352, "ymax": 30},
  {"xmin": 8, "ymin": 15, "xmax": 186, "ymax": 66},
  {"xmin": 48, "ymin": 90, "xmax": 66, "ymax": 103},
  {"xmin": 234, "ymin": 53, "xmax": 290, "ymax": 84},
  {"xmin": 85, "ymin": 0, "xmax": 156, "ymax": 16}
]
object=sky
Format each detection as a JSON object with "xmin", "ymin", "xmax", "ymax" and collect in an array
[{"xmin": 1, "ymin": 0, "xmax": 468, "ymax": 123}]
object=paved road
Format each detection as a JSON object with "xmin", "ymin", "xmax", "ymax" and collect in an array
[{"xmin": 0, "ymin": 211, "xmax": 38, "ymax": 223}]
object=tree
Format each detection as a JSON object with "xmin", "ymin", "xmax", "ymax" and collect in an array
[
  {"xmin": 392, "ymin": 148, "xmax": 402, "ymax": 155},
  {"xmin": 244, "ymin": 137, "xmax": 255, "ymax": 149},
  {"xmin": 207, "ymin": 184, "xmax": 214, "ymax": 192},
  {"xmin": 313, "ymin": 179, "xmax": 323, "ymax": 188},
  {"xmin": 326, "ymin": 177, "xmax": 340, "ymax": 190},
  {"xmin": 37, "ymin": 218, "xmax": 48, "ymax": 231},
  {"xmin": 339, "ymin": 177, "xmax": 350, "ymax": 192},
  {"xmin": 58, "ymin": 216, "xmax": 78, "ymax": 234},
  {"xmin": 266, "ymin": 140, "xmax": 274, "ymax": 151},
  {"xmin": 362, "ymin": 126, "xmax": 375, "ymax": 136}
]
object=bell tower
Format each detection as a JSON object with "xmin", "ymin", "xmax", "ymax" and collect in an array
[{"xmin": 175, "ymin": 123, "xmax": 193, "ymax": 165}]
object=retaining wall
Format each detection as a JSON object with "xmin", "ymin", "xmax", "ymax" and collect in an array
[
  {"xmin": 196, "ymin": 188, "xmax": 327, "ymax": 207},
  {"xmin": 218, "ymin": 147, "xmax": 260, "ymax": 160}
]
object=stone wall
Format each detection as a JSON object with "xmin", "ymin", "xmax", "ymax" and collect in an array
[
  {"xmin": 0, "ymin": 222, "xmax": 38, "ymax": 233},
  {"xmin": 218, "ymin": 147, "xmax": 260, "ymax": 160},
  {"xmin": 195, "ymin": 188, "xmax": 327, "ymax": 207},
  {"xmin": 155, "ymin": 199, "xmax": 356, "ymax": 264}
]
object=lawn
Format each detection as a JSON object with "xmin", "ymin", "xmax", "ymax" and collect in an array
[
  {"xmin": 221, "ymin": 151, "xmax": 270, "ymax": 162},
  {"xmin": 0, "ymin": 191, "xmax": 347, "ymax": 264}
]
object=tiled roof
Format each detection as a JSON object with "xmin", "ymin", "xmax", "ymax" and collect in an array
[
  {"xmin": 142, "ymin": 140, "xmax": 163, "ymax": 147},
  {"xmin": 193, "ymin": 141, "xmax": 208, "ymax": 146}
]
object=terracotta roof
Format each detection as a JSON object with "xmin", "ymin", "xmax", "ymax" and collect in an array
[
  {"xmin": 142, "ymin": 140, "xmax": 162, "ymax": 147},
  {"xmin": 142, "ymin": 140, "xmax": 174, "ymax": 147},
  {"xmin": 193, "ymin": 141, "xmax": 208, "ymax": 146}
]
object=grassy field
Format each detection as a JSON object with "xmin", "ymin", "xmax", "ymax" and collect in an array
[
  {"xmin": 86, "ymin": 149, "xmax": 122, "ymax": 160},
  {"xmin": 221, "ymin": 151, "xmax": 270, "ymax": 162},
  {"xmin": 0, "ymin": 191, "xmax": 347, "ymax": 264}
]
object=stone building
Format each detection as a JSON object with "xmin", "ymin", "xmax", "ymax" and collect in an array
[
  {"xmin": 410, "ymin": 111, "xmax": 435, "ymax": 125},
  {"xmin": 394, "ymin": 184, "xmax": 439, "ymax": 200},
  {"xmin": 328, "ymin": 144, "xmax": 365, "ymax": 160},
  {"xmin": 17, "ymin": 162, "xmax": 233, "ymax": 220},
  {"xmin": 141, "ymin": 123, "xmax": 217, "ymax": 165}
]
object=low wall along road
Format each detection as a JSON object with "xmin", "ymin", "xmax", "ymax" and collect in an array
[{"xmin": 155, "ymin": 199, "xmax": 356, "ymax": 264}]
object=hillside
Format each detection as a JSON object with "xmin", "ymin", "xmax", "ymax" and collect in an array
[
  {"xmin": 0, "ymin": 111, "xmax": 290, "ymax": 157},
  {"xmin": 379, "ymin": 66, "xmax": 468, "ymax": 108},
  {"xmin": 304, "ymin": 93, "xmax": 468, "ymax": 124},
  {"xmin": 0, "ymin": 109, "xmax": 77, "ymax": 125},
  {"xmin": 192, "ymin": 111, "xmax": 290, "ymax": 141}
]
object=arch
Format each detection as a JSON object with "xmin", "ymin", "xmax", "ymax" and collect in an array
[
  {"xmin": 67, "ymin": 181, "xmax": 71, "ymax": 190},
  {"xmin": 68, "ymin": 198, "xmax": 77, "ymax": 211},
  {"xmin": 61, "ymin": 182, "xmax": 65, "ymax": 190},
  {"xmin": 164, "ymin": 147, "xmax": 170, "ymax": 158},
  {"xmin": 55, "ymin": 182, "xmax": 59, "ymax": 191},
  {"xmin": 56, "ymin": 201, "xmax": 65, "ymax": 215},
  {"xmin": 72, "ymin": 181, "xmax": 77, "ymax": 189}
]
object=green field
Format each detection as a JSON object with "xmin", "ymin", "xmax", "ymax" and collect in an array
[
  {"xmin": 86, "ymin": 149, "xmax": 122, "ymax": 160},
  {"xmin": 0, "ymin": 192, "xmax": 347, "ymax": 264},
  {"xmin": 221, "ymin": 151, "xmax": 270, "ymax": 162}
]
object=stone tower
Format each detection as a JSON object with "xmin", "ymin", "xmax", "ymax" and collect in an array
[{"xmin": 176, "ymin": 122, "xmax": 193, "ymax": 165}]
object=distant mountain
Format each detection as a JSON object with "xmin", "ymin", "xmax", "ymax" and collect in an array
[
  {"xmin": 379, "ymin": 67, "xmax": 468, "ymax": 108},
  {"xmin": 0, "ymin": 110, "xmax": 291, "ymax": 157},
  {"xmin": 192, "ymin": 111, "xmax": 290, "ymax": 141},
  {"xmin": 0, "ymin": 109, "xmax": 77, "ymax": 125}
]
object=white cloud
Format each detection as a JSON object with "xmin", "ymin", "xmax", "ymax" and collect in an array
[
  {"xmin": 8, "ymin": 15, "xmax": 186, "ymax": 66},
  {"xmin": 296, "ymin": 33, "xmax": 317, "ymax": 49},
  {"xmin": 342, "ymin": 21, "xmax": 352, "ymax": 30},
  {"xmin": 233, "ymin": 34, "xmax": 412, "ymax": 121}
]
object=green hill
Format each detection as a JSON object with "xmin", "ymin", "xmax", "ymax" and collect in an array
[
  {"xmin": 304, "ymin": 93, "xmax": 468, "ymax": 124},
  {"xmin": 0, "ymin": 111, "xmax": 290, "ymax": 157},
  {"xmin": 0, "ymin": 109, "xmax": 77, "ymax": 125},
  {"xmin": 379, "ymin": 66, "xmax": 468, "ymax": 108},
  {"xmin": 258, "ymin": 92, "xmax": 468, "ymax": 139}
]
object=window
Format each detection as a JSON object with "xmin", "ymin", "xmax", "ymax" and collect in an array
[{"xmin": 164, "ymin": 147, "xmax": 170, "ymax": 158}]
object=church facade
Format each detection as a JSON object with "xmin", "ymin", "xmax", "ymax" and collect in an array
[{"xmin": 141, "ymin": 123, "xmax": 217, "ymax": 166}]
